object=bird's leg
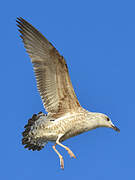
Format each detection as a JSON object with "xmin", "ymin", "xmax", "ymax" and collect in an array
[
  {"xmin": 56, "ymin": 139, "xmax": 76, "ymax": 159},
  {"xmin": 52, "ymin": 144, "xmax": 64, "ymax": 169}
]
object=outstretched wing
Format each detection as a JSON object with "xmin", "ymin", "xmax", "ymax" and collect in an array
[{"xmin": 17, "ymin": 17, "xmax": 80, "ymax": 116}]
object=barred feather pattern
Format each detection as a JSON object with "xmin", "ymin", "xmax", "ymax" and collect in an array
[
  {"xmin": 16, "ymin": 17, "xmax": 81, "ymax": 116},
  {"xmin": 22, "ymin": 112, "xmax": 48, "ymax": 151}
]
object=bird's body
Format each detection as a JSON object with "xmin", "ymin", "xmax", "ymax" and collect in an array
[
  {"xmin": 22, "ymin": 109, "xmax": 84, "ymax": 148},
  {"xmin": 17, "ymin": 17, "xmax": 120, "ymax": 169},
  {"xmin": 23, "ymin": 108, "xmax": 102, "ymax": 149}
]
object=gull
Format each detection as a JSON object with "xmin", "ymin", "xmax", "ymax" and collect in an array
[{"xmin": 16, "ymin": 17, "xmax": 120, "ymax": 169}]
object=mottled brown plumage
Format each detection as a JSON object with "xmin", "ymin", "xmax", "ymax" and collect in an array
[
  {"xmin": 17, "ymin": 17, "xmax": 80, "ymax": 116},
  {"xmin": 17, "ymin": 17, "xmax": 120, "ymax": 169}
]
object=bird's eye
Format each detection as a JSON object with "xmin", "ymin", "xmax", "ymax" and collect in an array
[{"xmin": 106, "ymin": 117, "xmax": 110, "ymax": 121}]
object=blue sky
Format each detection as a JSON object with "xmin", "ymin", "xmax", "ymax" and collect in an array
[{"xmin": 0, "ymin": 0, "xmax": 134, "ymax": 179}]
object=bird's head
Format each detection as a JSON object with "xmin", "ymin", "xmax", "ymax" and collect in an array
[{"xmin": 87, "ymin": 112, "xmax": 120, "ymax": 132}]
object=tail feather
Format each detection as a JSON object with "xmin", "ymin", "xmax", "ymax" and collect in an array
[{"xmin": 22, "ymin": 112, "xmax": 47, "ymax": 151}]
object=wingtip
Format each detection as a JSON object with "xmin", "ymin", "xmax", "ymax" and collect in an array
[
  {"xmin": 16, "ymin": 17, "xmax": 22, "ymax": 27},
  {"xmin": 16, "ymin": 17, "xmax": 26, "ymax": 33},
  {"xmin": 16, "ymin": 17, "xmax": 26, "ymax": 24},
  {"xmin": 16, "ymin": 17, "xmax": 21, "ymax": 23}
]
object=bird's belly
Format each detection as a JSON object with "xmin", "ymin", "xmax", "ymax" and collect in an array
[
  {"xmin": 61, "ymin": 126, "xmax": 86, "ymax": 141},
  {"xmin": 42, "ymin": 133, "xmax": 58, "ymax": 141},
  {"xmin": 35, "ymin": 130, "xmax": 59, "ymax": 142}
]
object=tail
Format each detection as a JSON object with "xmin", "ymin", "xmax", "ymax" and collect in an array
[{"xmin": 22, "ymin": 112, "xmax": 47, "ymax": 151}]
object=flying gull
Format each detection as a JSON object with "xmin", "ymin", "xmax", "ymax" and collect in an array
[{"xmin": 16, "ymin": 17, "xmax": 120, "ymax": 169}]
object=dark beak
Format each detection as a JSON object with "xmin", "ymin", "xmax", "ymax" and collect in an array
[{"xmin": 111, "ymin": 125, "xmax": 120, "ymax": 132}]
